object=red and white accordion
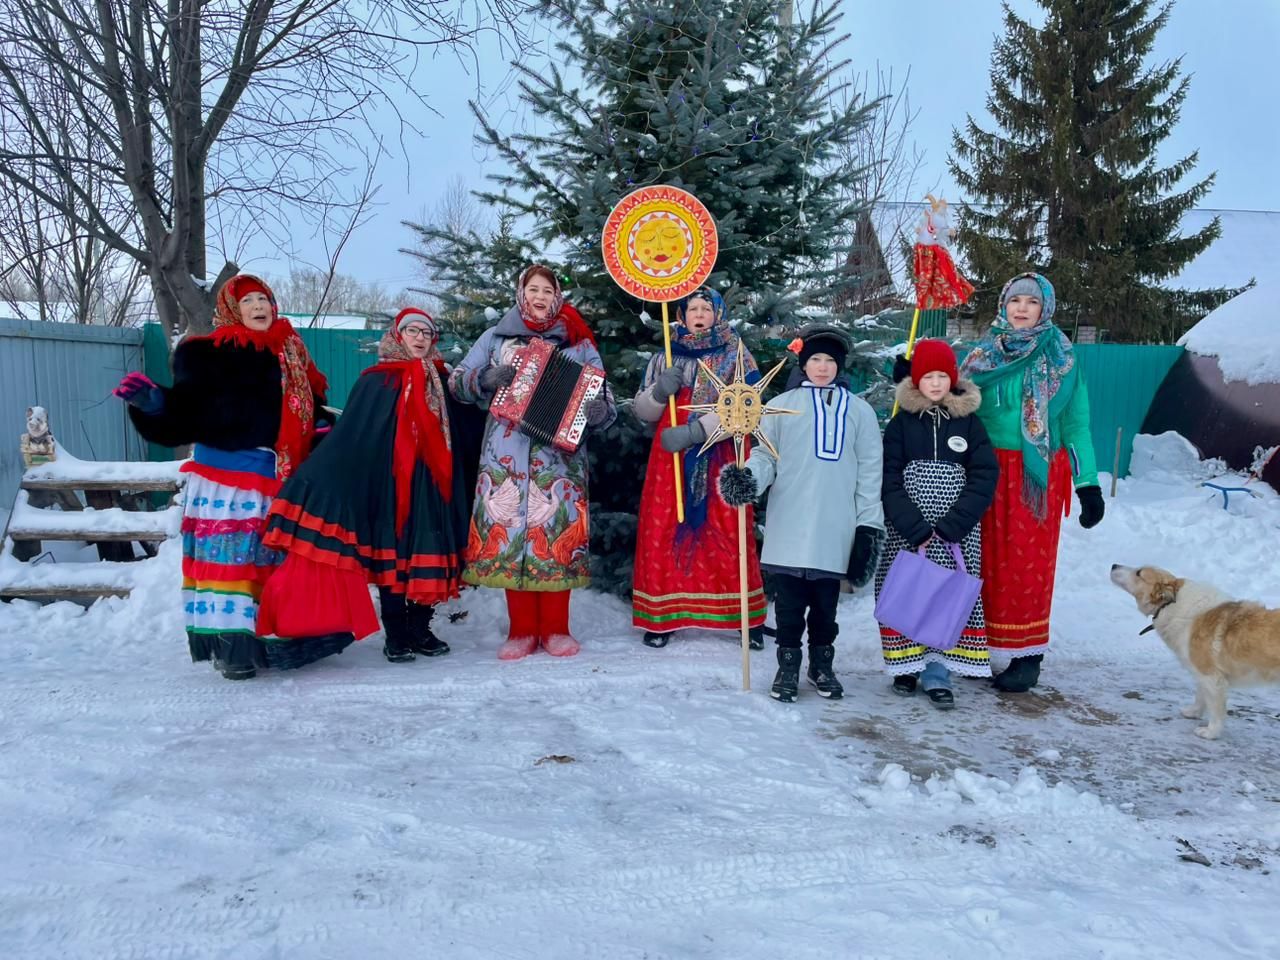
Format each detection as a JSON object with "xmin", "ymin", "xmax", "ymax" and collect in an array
[{"xmin": 490, "ymin": 337, "xmax": 606, "ymax": 452}]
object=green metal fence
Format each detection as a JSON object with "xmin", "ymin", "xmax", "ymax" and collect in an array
[{"xmin": 143, "ymin": 325, "xmax": 1184, "ymax": 478}]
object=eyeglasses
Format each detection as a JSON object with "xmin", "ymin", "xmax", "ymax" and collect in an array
[{"xmin": 401, "ymin": 327, "xmax": 433, "ymax": 340}]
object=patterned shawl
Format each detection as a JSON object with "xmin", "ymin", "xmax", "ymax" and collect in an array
[
  {"xmin": 656, "ymin": 288, "xmax": 760, "ymax": 543},
  {"xmin": 960, "ymin": 272, "xmax": 1077, "ymax": 517},
  {"xmin": 210, "ymin": 274, "xmax": 325, "ymax": 480}
]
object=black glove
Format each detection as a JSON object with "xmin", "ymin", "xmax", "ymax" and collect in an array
[
  {"xmin": 660, "ymin": 419, "xmax": 707, "ymax": 453},
  {"xmin": 718, "ymin": 464, "xmax": 757, "ymax": 506},
  {"xmin": 892, "ymin": 353, "xmax": 912, "ymax": 384},
  {"xmin": 479, "ymin": 364, "xmax": 516, "ymax": 393},
  {"xmin": 650, "ymin": 366, "xmax": 684, "ymax": 404},
  {"xmin": 585, "ymin": 396, "xmax": 611, "ymax": 428},
  {"xmin": 846, "ymin": 525, "xmax": 885, "ymax": 588},
  {"xmin": 1077, "ymin": 485, "xmax": 1105, "ymax": 529}
]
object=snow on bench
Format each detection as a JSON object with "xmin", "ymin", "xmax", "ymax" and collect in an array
[
  {"xmin": 5, "ymin": 493, "xmax": 181, "ymax": 542},
  {"xmin": 21, "ymin": 443, "xmax": 187, "ymax": 491}
]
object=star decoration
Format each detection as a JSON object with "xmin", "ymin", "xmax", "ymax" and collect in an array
[{"xmin": 681, "ymin": 339, "xmax": 797, "ymax": 467}]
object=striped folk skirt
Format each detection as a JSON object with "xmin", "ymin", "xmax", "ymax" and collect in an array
[
  {"xmin": 180, "ymin": 445, "xmax": 283, "ymax": 670},
  {"xmin": 875, "ymin": 461, "xmax": 990, "ymax": 677}
]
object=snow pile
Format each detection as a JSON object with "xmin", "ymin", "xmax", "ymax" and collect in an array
[
  {"xmin": 3, "ymin": 457, "xmax": 1280, "ymax": 958},
  {"xmin": 1128, "ymin": 431, "xmax": 1226, "ymax": 483},
  {"xmin": 21, "ymin": 442, "xmax": 187, "ymax": 484},
  {"xmin": 1178, "ymin": 282, "xmax": 1280, "ymax": 385}
]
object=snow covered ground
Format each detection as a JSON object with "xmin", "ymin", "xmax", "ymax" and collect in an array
[{"xmin": 2, "ymin": 435, "xmax": 1279, "ymax": 959}]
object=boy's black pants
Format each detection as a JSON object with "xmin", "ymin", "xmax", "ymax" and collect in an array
[{"xmin": 772, "ymin": 575, "xmax": 840, "ymax": 649}]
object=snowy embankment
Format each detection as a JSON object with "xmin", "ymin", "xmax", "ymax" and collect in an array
[{"xmin": 0, "ymin": 433, "xmax": 1277, "ymax": 959}]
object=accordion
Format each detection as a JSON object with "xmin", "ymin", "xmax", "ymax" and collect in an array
[{"xmin": 490, "ymin": 337, "xmax": 606, "ymax": 452}]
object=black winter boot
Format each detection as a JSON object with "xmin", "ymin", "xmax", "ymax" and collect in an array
[
  {"xmin": 806, "ymin": 644, "xmax": 844, "ymax": 699},
  {"xmin": 748, "ymin": 626, "xmax": 764, "ymax": 650},
  {"xmin": 770, "ymin": 647, "xmax": 803, "ymax": 702},
  {"xmin": 380, "ymin": 588, "xmax": 415, "ymax": 663},
  {"xmin": 993, "ymin": 654, "xmax": 1042, "ymax": 692},
  {"xmin": 642, "ymin": 631, "xmax": 671, "ymax": 648},
  {"xmin": 407, "ymin": 603, "xmax": 449, "ymax": 657}
]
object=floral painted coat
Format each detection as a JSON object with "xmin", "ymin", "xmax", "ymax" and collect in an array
[{"xmin": 449, "ymin": 307, "xmax": 616, "ymax": 591}]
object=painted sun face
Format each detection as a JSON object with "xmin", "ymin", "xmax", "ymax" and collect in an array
[{"xmin": 634, "ymin": 217, "xmax": 689, "ymax": 272}]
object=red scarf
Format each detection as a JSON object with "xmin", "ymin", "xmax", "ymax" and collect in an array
[
  {"xmin": 368, "ymin": 309, "xmax": 454, "ymax": 534},
  {"xmin": 209, "ymin": 274, "xmax": 324, "ymax": 479}
]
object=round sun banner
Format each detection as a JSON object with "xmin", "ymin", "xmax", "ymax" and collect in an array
[{"xmin": 602, "ymin": 185, "xmax": 718, "ymax": 302}]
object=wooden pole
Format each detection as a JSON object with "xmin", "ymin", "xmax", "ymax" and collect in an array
[
  {"xmin": 890, "ymin": 305, "xmax": 923, "ymax": 418},
  {"xmin": 737, "ymin": 445, "xmax": 751, "ymax": 692},
  {"xmin": 1111, "ymin": 427, "xmax": 1122, "ymax": 498},
  {"xmin": 661, "ymin": 301, "xmax": 685, "ymax": 522}
]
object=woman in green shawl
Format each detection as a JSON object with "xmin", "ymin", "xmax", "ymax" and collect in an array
[{"xmin": 959, "ymin": 273, "xmax": 1106, "ymax": 692}]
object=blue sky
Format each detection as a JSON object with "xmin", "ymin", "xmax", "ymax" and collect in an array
[{"xmin": 242, "ymin": 0, "xmax": 1280, "ymax": 290}]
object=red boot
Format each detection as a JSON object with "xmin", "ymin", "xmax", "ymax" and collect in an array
[
  {"xmin": 498, "ymin": 589, "xmax": 540, "ymax": 660},
  {"xmin": 539, "ymin": 590, "xmax": 579, "ymax": 657}
]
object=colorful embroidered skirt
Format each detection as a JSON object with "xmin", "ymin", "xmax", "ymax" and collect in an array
[
  {"xmin": 875, "ymin": 461, "xmax": 990, "ymax": 677},
  {"xmin": 632, "ymin": 422, "xmax": 765, "ymax": 634},
  {"xmin": 180, "ymin": 445, "xmax": 282, "ymax": 668},
  {"xmin": 980, "ymin": 449, "xmax": 1072, "ymax": 657}
]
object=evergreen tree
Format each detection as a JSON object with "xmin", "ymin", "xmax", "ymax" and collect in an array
[
  {"xmin": 950, "ymin": 0, "xmax": 1234, "ymax": 342},
  {"xmin": 403, "ymin": 0, "xmax": 885, "ymax": 597}
]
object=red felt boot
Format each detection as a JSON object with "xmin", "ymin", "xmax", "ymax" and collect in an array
[
  {"xmin": 539, "ymin": 590, "xmax": 580, "ymax": 657},
  {"xmin": 498, "ymin": 589, "xmax": 540, "ymax": 661}
]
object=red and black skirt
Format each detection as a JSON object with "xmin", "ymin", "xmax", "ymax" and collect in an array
[{"xmin": 259, "ymin": 369, "xmax": 470, "ymax": 638}]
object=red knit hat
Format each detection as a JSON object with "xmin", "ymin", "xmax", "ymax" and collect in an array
[
  {"xmin": 910, "ymin": 339, "xmax": 959, "ymax": 387},
  {"xmin": 228, "ymin": 275, "xmax": 270, "ymax": 303}
]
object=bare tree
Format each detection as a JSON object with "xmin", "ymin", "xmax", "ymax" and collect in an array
[
  {"xmin": 833, "ymin": 64, "xmax": 932, "ymax": 315},
  {"xmin": 0, "ymin": 1, "xmax": 526, "ymax": 339}
]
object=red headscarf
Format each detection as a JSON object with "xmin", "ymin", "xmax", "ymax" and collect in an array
[
  {"xmin": 367, "ymin": 307, "xmax": 454, "ymax": 533},
  {"xmin": 516, "ymin": 265, "xmax": 596, "ymax": 346},
  {"xmin": 209, "ymin": 274, "xmax": 326, "ymax": 479}
]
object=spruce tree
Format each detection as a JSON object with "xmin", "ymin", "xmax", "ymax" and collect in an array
[
  {"xmin": 950, "ymin": 0, "xmax": 1233, "ymax": 342},
  {"xmin": 402, "ymin": 0, "xmax": 885, "ymax": 597}
]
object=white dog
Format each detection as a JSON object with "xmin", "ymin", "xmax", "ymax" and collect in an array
[{"xmin": 1110, "ymin": 564, "xmax": 1280, "ymax": 740}]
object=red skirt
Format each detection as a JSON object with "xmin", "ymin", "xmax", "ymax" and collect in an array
[
  {"xmin": 257, "ymin": 553, "xmax": 381, "ymax": 640},
  {"xmin": 632, "ymin": 402, "xmax": 765, "ymax": 634},
  {"xmin": 980, "ymin": 449, "xmax": 1072, "ymax": 656}
]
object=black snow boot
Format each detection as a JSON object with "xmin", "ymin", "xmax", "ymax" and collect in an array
[
  {"xmin": 770, "ymin": 647, "xmax": 803, "ymax": 703},
  {"xmin": 748, "ymin": 626, "xmax": 764, "ymax": 650},
  {"xmin": 993, "ymin": 654, "xmax": 1042, "ymax": 692},
  {"xmin": 806, "ymin": 644, "xmax": 844, "ymax": 699},
  {"xmin": 382, "ymin": 615, "xmax": 416, "ymax": 663},
  {"xmin": 642, "ymin": 631, "xmax": 671, "ymax": 648},
  {"xmin": 407, "ymin": 603, "xmax": 449, "ymax": 657}
]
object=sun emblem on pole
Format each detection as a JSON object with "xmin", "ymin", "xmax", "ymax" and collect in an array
[{"xmin": 682, "ymin": 339, "xmax": 797, "ymax": 467}]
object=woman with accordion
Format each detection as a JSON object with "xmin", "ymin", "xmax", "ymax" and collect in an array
[{"xmin": 449, "ymin": 265, "xmax": 616, "ymax": 660}]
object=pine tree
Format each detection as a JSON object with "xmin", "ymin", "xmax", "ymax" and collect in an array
[
  {"xmin": 402, "ymin": 0, "xmax": 884, "ymax": 597},
  {"xmin": 950, "ymin": 0, "xmax": 1233, "ymax": 342}
]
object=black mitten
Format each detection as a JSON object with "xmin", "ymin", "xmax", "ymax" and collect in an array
[
  {"xmin": 846, "ymin": 525, "xmax": 885, "ymax": 588},
  {"xmin": 1077, "ymin": 485, "xmax": 1105, "ymax": 529}
]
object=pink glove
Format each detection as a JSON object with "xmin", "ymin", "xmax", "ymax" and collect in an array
[{"xmin": 114, "ymin": 372, "xmax": 163, "ymax": 413}]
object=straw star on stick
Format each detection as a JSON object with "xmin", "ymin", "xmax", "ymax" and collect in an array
[{"xmin": 681, "ymin": 339, "xmax": 797, "ymax": 466}]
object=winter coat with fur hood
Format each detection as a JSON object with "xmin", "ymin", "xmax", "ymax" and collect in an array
[{"xmin": 882, "ymin": 378, "xmax": 998, "ymax": 547}]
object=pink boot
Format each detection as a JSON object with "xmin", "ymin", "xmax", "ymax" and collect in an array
[
  {"xmin": 500, "ymin": 590, "xmax": 540, "ymax": 661},
  {"xmin": 539, "ymin": 591, "xmax": 579, "ymax": 657}
]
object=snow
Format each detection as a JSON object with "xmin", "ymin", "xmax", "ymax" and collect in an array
[
  {"xmin": 2, "ymin": 440, "xmax": 1280, "ymax": 958},
  {"xmin": 1178, "ymin": 282, "xmax": 1280, "ymax": 385},
  {"xmin": 21, "ymin": 443, "xmax": 187, "ymax": 484}
]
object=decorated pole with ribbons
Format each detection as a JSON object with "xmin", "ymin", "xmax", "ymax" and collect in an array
[
  {"xmin": 893, "ymin": 194, "xmax": 975, "ymax": 416},
  {"xmin": 602, "ymin": 185, "xmax": 719, "ymax": 523}
]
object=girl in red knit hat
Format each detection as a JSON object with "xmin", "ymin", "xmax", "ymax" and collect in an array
[{"xmin": 874, "ymin": 339, "xmax": 998, "ymax": 708}]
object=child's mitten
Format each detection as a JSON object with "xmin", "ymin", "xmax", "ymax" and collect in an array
[
  {"xmin": 846, "ymin": 525, "xmax": 885, "ymax": 587},
  {"xmin": 717, "ymin": 464, "xmax": 757, "ymax": 506}
]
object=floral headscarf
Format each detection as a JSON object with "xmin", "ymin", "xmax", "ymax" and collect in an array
[
  {"xmin": 961, "ymin": 272, "xmax": 1076, "ymax": 516},
  {"xmin": 210, "ymin": 274, "xmax": 324, "ymax": 480}
]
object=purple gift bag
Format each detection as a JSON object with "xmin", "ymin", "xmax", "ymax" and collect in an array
[{"xmin": 873, "ymin": 541, "xmax": 983, "ymax": 652}]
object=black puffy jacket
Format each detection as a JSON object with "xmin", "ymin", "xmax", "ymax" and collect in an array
[{"xmin": 882, "ymin": 378, "xmax": 998, "ymax": 546}]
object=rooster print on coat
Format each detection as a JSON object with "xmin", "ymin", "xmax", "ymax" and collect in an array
[{"xmin": 452, "ymin": 326, "xmax": 612, "ymax": 591}]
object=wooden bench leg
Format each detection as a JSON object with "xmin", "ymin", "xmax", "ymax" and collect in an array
[{"xmin": 85, "ymin": 490, "xmax": 136, "ymax": 562}]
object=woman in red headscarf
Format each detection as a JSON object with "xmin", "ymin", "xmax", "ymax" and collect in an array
[
  {"xmin": 258, "ymin": 308, "xmax": 471, "ymax": 662},
  {"xmin": 114, "ymin": 274, "xmax": 331, "ymax": 680}
]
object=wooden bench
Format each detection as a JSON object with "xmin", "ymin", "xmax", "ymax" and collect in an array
[{"xmin": 1, "ymin": 453, "xmax": 185, "ymax": 603}]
